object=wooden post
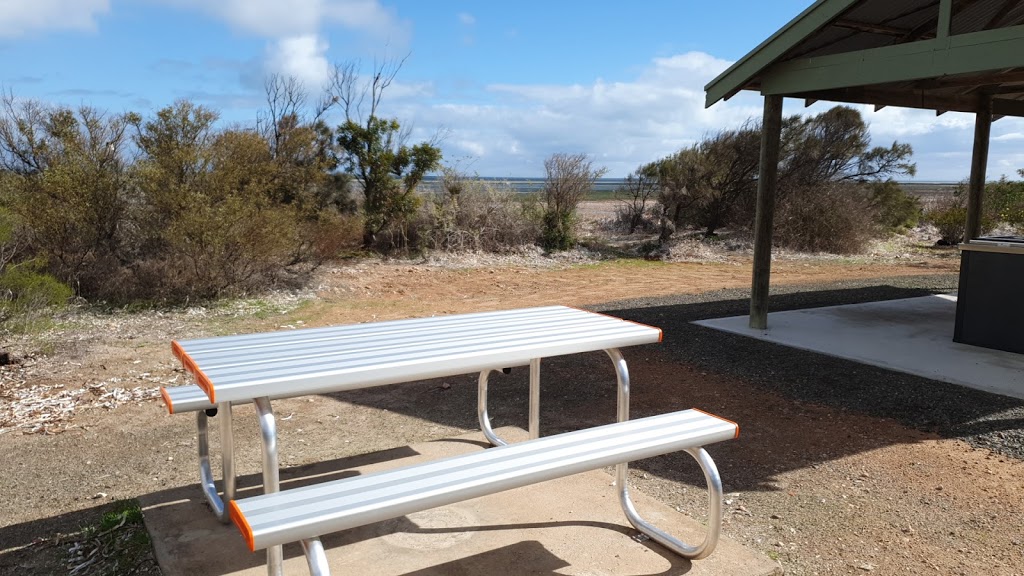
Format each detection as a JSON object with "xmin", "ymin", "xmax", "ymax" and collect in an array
[
  {"xmin": 750, "ymin": 94, "xmax": 784, "ymax": 330},
  {"xmin": 965, "ymin": 95, "xmax": 993, "ymax": 242}
]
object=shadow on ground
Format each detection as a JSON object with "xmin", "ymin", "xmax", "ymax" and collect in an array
[{"xmin": 330, "ymin": 277, "xmax": 1024, "ymax": 497}]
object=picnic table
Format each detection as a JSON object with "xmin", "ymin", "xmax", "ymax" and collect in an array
[{"xmin": 159, "ymin": 306, "xmax": 737, "ymax": 575}]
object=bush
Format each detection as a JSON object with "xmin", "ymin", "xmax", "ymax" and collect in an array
[
  {"xmin": 305, "ymin": 210, "xmax": 364, "ymax": 261},
  {"xmin": 867, "ymin": 180, "xmax": 921, "ymax": 232},
  {"xmin": 985, "ymin": 174, "xmax": 1024, "ymax": 228},
  {"xmin": 924, "ymin": 187, "xmax": 996, "ymax": 245},
  {"xmin": 0, "ymin": 259, "xmax": 72, "ymax": 327},
  {"xmin": 774, "ymin": 183, "xmax": 877, "ymax": 254},
  {"xmin": 422, "ymin": 174, "xmax": 542, "ymax": 252}
]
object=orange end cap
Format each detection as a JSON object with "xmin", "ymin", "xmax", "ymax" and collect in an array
[
  {"xmin": 159, "ymin": 387, "xmax": 175, "ymax": 415},
  {"xmin": 170, "ymin": 340, "xmax": 186, "ymax": 361},
  {"xmin": 229, "ymin": 500, "xmax": 256, "ymax": 552},
  {"xmin": 194, "ymin": 370, "xmax": 216, "ymax": 404},
  {"xmin": 691, "ymin": 407, "xmax": 740, "ymax": 439}
]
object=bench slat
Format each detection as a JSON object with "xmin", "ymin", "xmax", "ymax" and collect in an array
[
  {"xmin": 230, "ymin": 409, "xmax": 738, "ymax": 551},
  {"xmin": 171, "ymin": 306, "xmax": 661, "ymax": 404}
]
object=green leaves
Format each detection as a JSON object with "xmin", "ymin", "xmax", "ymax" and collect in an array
[{"xmin": 335, "ymin": 115, "xmax": 442, "ymax": 249}]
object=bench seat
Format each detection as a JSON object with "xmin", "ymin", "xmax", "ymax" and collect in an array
[{"xmin": 229, "ymin": 409, "xmax": 738, "ymax": 553}]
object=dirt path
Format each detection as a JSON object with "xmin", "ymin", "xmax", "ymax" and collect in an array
[{"xmin": 5, "ymin": 253, "xmax": 1023, "ymax": 575}]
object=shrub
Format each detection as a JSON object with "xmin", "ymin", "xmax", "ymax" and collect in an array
[
  {"xmin": 867, "ymin": 180, "xmax": 921, "ymax": 233},
  {"xmin": 985, "ymin": 174, "xmax": 1024, "ymax": 228},
  {"xmin": 540, "ymin": 153, "xmax": 606, "ymax": 250},
  {"xmin": 305, "ymin": 210, "xmax": 364, "ymax": 261},
  {"xmin": 422, "ymin": 173, "xmax": 542, "ymax": 252},
  {"xmin": 924, "ymin": 186, "xmax": 997, "ymax": 245},
  {"xmin": 774, "ymin": 183, "xmax": 877, "ymax": 254},
  {"xmin": 0, "ymin": 259, "xmax": 72, "ymax": 328}
]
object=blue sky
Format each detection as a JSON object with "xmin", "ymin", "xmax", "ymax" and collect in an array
[{"xmin": 3, "ymin": 0, "xmax": 1023, "ymax": 179}]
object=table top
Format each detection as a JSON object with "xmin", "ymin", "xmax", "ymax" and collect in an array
[{"xmin": 172, "ymin": 306, "xmax": 662, "ymax": 404}]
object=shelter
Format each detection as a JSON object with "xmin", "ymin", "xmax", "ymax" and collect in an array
[{"xmin": 704, "ymin": 0, "xmax": 1024, "ymax": 329}]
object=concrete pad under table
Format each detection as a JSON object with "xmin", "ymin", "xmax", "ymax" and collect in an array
[{"xmin": 141, "ymin": 427, "xmax": 779, "ymax": 576}]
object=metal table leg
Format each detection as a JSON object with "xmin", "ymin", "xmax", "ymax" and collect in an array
[
  {"xmin": 254, "ymin": 397, "xmax": 284, "ymax": 576},
  {"xmin": 477, "ymin": 369, "xmax": 509, "ymax": 447},
  {"xmin": 196, "ymin": 403, "xmax": 236, "ymax": 523},
  {"xmin": 605, "ymin": 347, "xmax": 724, "ymax": 560},
  {"xmin": 477, "ymin": 357, "xmax": 542, "ymax": 446}
]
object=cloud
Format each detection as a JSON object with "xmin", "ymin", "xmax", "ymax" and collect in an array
[
  {"xmin": 0, "ymin": 0, "xmax": 109, "ymax": 38},
  {"xmin": 458, "ymin": 12, "xmax": 475, "ymax": 26},
  {"xmin": 157, "ymin": 0, "xmax": 410, "ymax": 90},
  {"xmin": 370, "ymin": 49, "xmax": 1024, "ymax": 180},
  {"xmin": 265, "ymin": 34, "xmax": 331, "ymax": 88},
  {"xmin": 374, "ymin": 51, "xmax": 762, "ymax": 176},
  {"xmin": 992, "ymin": 132, "xmax": 1024, "ymax": 142}
]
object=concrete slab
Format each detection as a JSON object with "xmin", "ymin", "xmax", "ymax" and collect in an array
[
  {"xmin": 141, "ymin": 427, "xmax": 780, "ymax": 576},
  {"xmin": 695, "ymin": 294, "xmax": 1024, "ymax": 400}
]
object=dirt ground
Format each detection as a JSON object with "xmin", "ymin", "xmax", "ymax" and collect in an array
[{"xmin": 2, "ymin": 221, "xmax": 1023, "ymax": 575}]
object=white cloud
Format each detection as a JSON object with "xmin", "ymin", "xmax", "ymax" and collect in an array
[
  {"xmin": 157, "ymin": 0, "xmax": 410, "ymax": 90},
  {"xmin": 0, "ymin": 0, "xmax": 109, "ymax": 38},
  {"xmin": 458, "ymin": 12, "xmax": 475, "ymax": 26},
  {"xmin": 265, "ymin": 35, "xmax": 331, "ymax": 89},
  {"xmin": 373, "ymin": 51, "xmax": 764, "ymax": 176},
  {"xmin": 992, "ymin": 132, "xmax": 1024, "ymax": 142}
]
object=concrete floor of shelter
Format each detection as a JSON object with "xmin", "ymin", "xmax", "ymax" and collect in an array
[
  {"xmin": 141, "ymin": 427, "xmax": 780, "ymax": 576},
  {"xmin": 695, "ymin": 294, "xmax": 1024, "ymax": 400}
]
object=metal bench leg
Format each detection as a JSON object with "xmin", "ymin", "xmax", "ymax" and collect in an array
[
  {"xmin": 196, "ymin": 404, "xmax": 236, "ymax": 523},
  {"xmin": 301, "ymin": 538, "xmax": 329, "ymax": 576},
  {"xmin": 477, "ymin": 369, "xmax": 508, "ymax": 447},
  {"xmin": 254, "ymin": 397, "xmax": 284, "ymax": 576},
  {"xmin": 605, "ymin": 347, "xmax": 724, "ymax": 560},
  {"xmin": 617, "ymin": 448, "xmax": 724, "ymax": 559}
]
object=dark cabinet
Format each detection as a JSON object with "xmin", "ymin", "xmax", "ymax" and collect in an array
[{"xmin": 954, "ymin": 237, "xmax": 1024, "ymax": 354}]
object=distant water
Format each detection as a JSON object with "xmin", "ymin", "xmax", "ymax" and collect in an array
[
  {"xmin": 419, "ymin": 176, "xmax": 626, "ymax": 194},
  {"xmin": 419, "ymin": 176, "xmax": 958, "ymax": 195}
]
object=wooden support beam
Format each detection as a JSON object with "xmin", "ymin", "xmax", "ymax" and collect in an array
[
  {"xmin": 790, "ymin": 87, "xmax": 1024, "ymax": 117},
  {"xmin": 937, "ymin": 0, "xmax": 953, "ymax": 41},
  {"xmin": 761, "ymin": 26, "xmax": 1024, "ymax": 96},
  {"xmin": 875, "ymin": 103, "xmax": 887, "ymax": 111},
  {"xmin": 750, "ymin": 95, "xmax": 784, "ymax": 331},
  {"xmin": 804, "ymin": 98, "xmax": 818, "ymax": 107},
  {"xmin": 936, "ymin": 109, "xmax": 947, "ymax": 116},
  {"xmin": 966, "ymin": 96, "xmax": 993, "ymax": 241}
]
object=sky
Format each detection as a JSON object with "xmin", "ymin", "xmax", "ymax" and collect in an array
[{"xmin": 2, "ymin": 0, "xmax": 1023, "ymax": 180}]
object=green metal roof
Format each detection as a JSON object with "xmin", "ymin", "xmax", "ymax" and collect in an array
[{"xmin": 704, "ymin": 0, "xmax": 1024, "ymax": 117}]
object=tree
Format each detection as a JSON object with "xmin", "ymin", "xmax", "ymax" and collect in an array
[
  {"xmin": 650, "ymin": 105, "xmax": 916, "ymax": 243},
  {"xmin": 615, "ymin": 163, "xmax": 658, "ymax": 233},
  {"xmin": 678, "ymin": 122, "xmax": 761, "ymax": 237},
  {"xmin": 540, "ymin": 153, "xmax": 606, "ymax": 250},
  {"xmin": 0, "ymin": 92, "xmax": 134, "ymax": 293},
  {"xmin": 328, "ymin": 59, "xmax": 443, "ymax": 249},
  {"xmin": 779, "ymin": 106, "xmax": 916, "ymax": 189}
]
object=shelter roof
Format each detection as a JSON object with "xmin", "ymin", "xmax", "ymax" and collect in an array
[{"xmin": 705, "ymin": 0, "xmax": 1024, "ymax": 117}]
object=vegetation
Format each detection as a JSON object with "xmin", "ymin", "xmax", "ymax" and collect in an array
[
  {"xmin": 422, "ymin": 167, "xmax": 542, "ymax": 252},
  {"xmin": 640, "ymin": 105, "xmax": 919, "ymax": 252},
  {"xmin": 328, "ymin": 60, "xmax": 443, "ymax": 250},
  {"xmin": 614, "ymin": 164, "xmax": 658, "ymax": 233},
  {"xmin": 66, "ymin": 500, "xmax": 159, "ymax": 576},
  {"xmin": 540, "ymin": 153, "xmax": 606, "ymax": 250}
]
